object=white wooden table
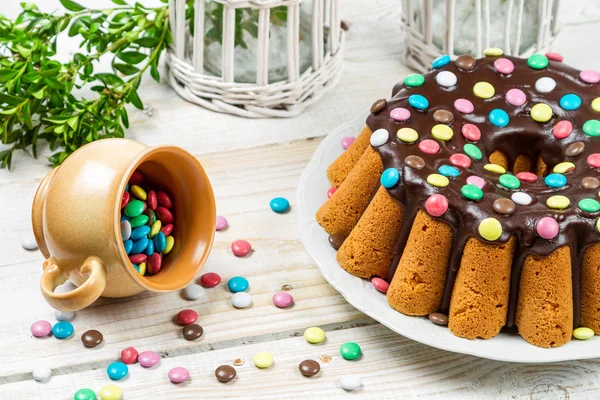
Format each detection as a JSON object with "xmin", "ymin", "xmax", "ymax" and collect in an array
[{"xmin": 2, "ymin": 1, "xmax": 600, "ymax": 399}]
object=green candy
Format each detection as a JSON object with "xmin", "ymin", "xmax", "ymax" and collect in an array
[
  {"xmin": 579, "ymin": 198, "xmax": 600, "ymax": 213},
  {"xmin": 462, "ymin": 184, "xmax": 483, "ymax": 201},
  {"xmin": 124, "ymin": 199, "xmax": 144, "ymax": 217},
  {"xmin": 130, "ymin": 214, "xmax": 149, "ymax": 228},
  {"xmin": 463, "ymin": 143, "xmax": 482, "ymax": 160},
  {"xmin": 499, "ymin": 174, "xmax": 520, "ymax": 190},
  {"xmin": 74, "ymin": 388, "xmax": 96, "ymax": 400},
  {"xmin": 340, "ymin": 342, "xmax": 362, "ymax": 360},
  {"xmin": 404, "ymin": 74, "xmax": 425, "ymax": 87},
  {"xmin": 527, "ymin": 54, "xmax": 549, "ymax": 70},
  {"xmin": 583, "ymin": 120, "xmax": 600, "ymax": 137}
]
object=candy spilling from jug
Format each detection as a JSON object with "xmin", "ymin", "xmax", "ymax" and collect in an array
[{"xmin": 120, "ymin": 170, "xmax": 175, "ymax": 276}]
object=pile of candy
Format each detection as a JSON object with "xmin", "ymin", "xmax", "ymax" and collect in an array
[{"xmin": 120, "ymin": 170, "xmax": 175, "ymax": 276}]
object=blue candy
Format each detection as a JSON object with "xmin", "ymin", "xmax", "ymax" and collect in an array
[
  {"xmin": 270, "ymin": 197, "xmax": 290, "ymax": 213},
  {"xmin": 380, "ymin": 168, "xmax": 400, "ymax": 188},
  {"xmin": 124, "ymin": 239, "xmax": 133, "ymax": 254},
  {"xmin": 52, "ymin": 321, "xmax": 74, "ymax": 339},
  {"xmin": 154, "ymin": 232, "xmax": 166, "ymax": 253},
  {"xmin": 560, "ymin": 94, "xmax": 582, "ymax": 111},
  {"xmin": 107, "ymin": 362, "xmax": 129, "ymax": 381},
  {"xmin": 130, "ymin": 225, "xmax": 151, "ymax": 241},
  {"xmin": 489, "ymin": 109, "xmax": 510, "ymax": 127},
  {"xmin": 438, "ymin": 165, "xmax": 460, "ymax": 178},
  {"xmin": 432, "ymin": 54, "xmax": 451, "ymax": 69},
  {"xmin": 408, "ymin": 94, "xmax": 429, "ymax": 110},
  {"xmin": 133, "ymin": 263, "xmax": 139, "ymax": 273},
  {"xmin": 120, "ymin": 215, "xmax": 129, "ymax": 222},
  {"xmin": 131, "ymin": 237, "xmax": 149, "ymax": 254},
  {"xmin": 228, "ymin": 276, "xmax": 249, "ymax": 293},
  {"xmin": 145, "ymin": 238, "xmax": 155, "ymax": 256},
  {"xmin": 545, "ymin": 173, "xmax": 567, "ymax": 188}
]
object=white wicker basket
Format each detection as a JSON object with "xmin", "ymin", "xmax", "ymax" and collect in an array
[
  {"xmin": 165, "ymin": 0, "xmax": 344, "ymax": 118},
  {"xmin": 402, "ymin": 0, "xmax": 561, "ymax": 72}
]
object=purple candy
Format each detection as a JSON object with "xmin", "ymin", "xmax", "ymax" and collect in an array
[
  {"xmin": 168, "ymin": 367, "xmax": 190, "ymax": 383},
  {"xmin": 272, "ymin": 291, "xmax": 294, "ymax": 308},
  {"xmin": 31, "ymin": 320, "xmax": 52, "ymax": 337},
  {"xmin": 138, "ymin": 351, "xmax": 160, "ymax": 368},
  {"xmin": 216, "ymin": 216, "xmax": 228, "ymax": 231}
]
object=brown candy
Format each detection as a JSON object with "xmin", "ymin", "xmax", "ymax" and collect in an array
[
  {"xmin": 328, "ymin": 233, "xmax": 346, "ymax": 250},
  {"xmin": 493, "ymin": 198, "xmax": 516, "ymax": 215},
  {"xmin": 433, "ymin": 109, "xmax": 454, "ymax": 124},
  {"xmin": 144, "ymin": 208, "xmax": 155, "ymax": 225},
  {"xmin": 182, "ymin": 324, "xmax": 203, "ymax": 341},
  {"xmin": 81, "ymin": 329, "xmax": 103, "ymax": 348},
  {"xmin": 370, "ymin": 99, "xmax": 387, "ymax": 114},
  {"xmin": 455, "ymin": 54, "xmax": 477, "ymax": 71},
  {"xmin": 299, "ymin": 360, "xmax": 321, "ymax": 377},
  {"xmin": 428, "ymin": 312, "xmax": 449, "ymax": 326},
  {"xmin": 215, "ymin": 365, "xmax": 237, "ymax": 383},
  {"xmin": 405, "ymin": 155, "xmax": 425, "ymax": 170},
  {"xmin": 582, "ymin": 177, "xmax": 600, "ymax": 190},
  {"xmin": 566, "ymin": 141, "xmax": 585, "ymax": 157}
]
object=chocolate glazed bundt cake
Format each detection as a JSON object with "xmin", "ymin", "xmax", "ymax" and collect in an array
[{"xmin": 317, "ymin": 49, "xmax": 600, "ymax": 348}]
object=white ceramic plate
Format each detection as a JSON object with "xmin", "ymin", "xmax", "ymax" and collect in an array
[{"xmin": 297, "ymin": 109, "xmax": 600, "ymax": 363}]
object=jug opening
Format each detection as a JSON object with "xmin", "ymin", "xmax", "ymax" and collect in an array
[{"xmin": 114, "ymin": 146, "xmax": 216, "ymax": 292}]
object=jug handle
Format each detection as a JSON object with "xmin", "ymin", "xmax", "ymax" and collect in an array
[{"xmin": 40, "ymin": 256, "xmax": 107, "ymax": 311}]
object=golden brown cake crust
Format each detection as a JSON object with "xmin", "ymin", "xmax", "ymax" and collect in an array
[
  {"xmin": 326, "ymin": 126, "xmax": 372, "ymax": 188},
  {"xmin": 581, "ymin": 244, "xmax": 600, "ymax": 334}
]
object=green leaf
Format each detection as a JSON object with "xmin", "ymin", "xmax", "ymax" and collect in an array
[
  {"xmin": 31, "ymin": 87, "xmax": 45, "ymax": 99},
  {"xmin": 59, "ymin": 0, "xmax": 85, "ymax": 12},
  {"xmin": 113, "ymin": 63, "xmax": 139, "ymax": 76},
  {"xmin": 150, "ymin": 63, "xmax": 160, "ymax": 82},
  {"xmin": 116, "ymin": 51, "xmax": 146, "ymax": 64},
  {"xmin": 23, "ymin": 102, "xmax": 32, "ymax": 129},
  {"xmin": 95, "ymin": 73, "xmax": 124, "ymax": 86},
  {"xmin": 0, "ymin": 69, "xmax": 19, "ymax": 83},
  {"xmin": 120, "ymin": 108, "xmax": 129, "ymax": 128},
  {"xmin": 0, "ymin": 108, "xmax": 17, "ymax": 115},
  {"xmin": 112, "ymin": 0, "xmax": 128, "ymax": 4},
  {"xmin": 136, "ymin": 36, "xmax": 159, "ymax": 48},
  {"xmin": 43, "ymin": 77, "xmax": 66, "ymax": 90},
  {"xmin": 124, "ymin": 30, "xmax": 140, "ymax": 43},
  {"xmin": 0, "ymin": 93, "xmax": 24, "ymax": 106},
  {"xmin": 67, "ymin": 115, "xmax": 79, "ymax": 130},
  {"xmin": 128, "ymin": 88, "xmax": 143, "ymax": 110},
  {"xmin": 44, "ymin": 116, "xmax": 71, "ymax": 124},
  {"xmin": 68, "ymin": 18, "xmax": 84, "ymax": 37},
  {"xmin": 83, "ymin": 63, "xmax": 93, "ymax": 76}
]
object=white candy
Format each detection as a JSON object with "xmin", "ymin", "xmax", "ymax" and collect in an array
[
  {"xmin": 535, "ymin": 77, "xmax": 556, "ymax": 93},
  {"xmin": 340, "ymin": 374, "xmax": 362, "ymax": 391},
  {"xmin": 511, "ymin": 192, "xmax": 532, "ymax": 206},
  {"xmin": 436, "ymin": 71, "xmax": 457, "ymax": 87},
  {"xmin": 231, "ymin": 292, "xmax": 253, "ymax": 309},
  {"xmin": 32, "ymin": 366, "xmax": 52, "ymax": 382},
  {"xmin": 21, "ymin": 233, "xmax": 38, "ymax": 250},
  {"xmin": 183, "ymin": 284, "xmax": 205, "ymax": 300},
  {"xmin": 54, "ymin": 310, "xmax": 75, "ymax": 321},
  {"xmin": 120, "ymin": 220, "xmax": 131, "ymax": 241},
  {"xmin": 370, "ymin": 129, "xmax": 389, "ymax": 147}
]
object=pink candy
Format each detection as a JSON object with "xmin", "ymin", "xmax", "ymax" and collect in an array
[
  {"xmin": 587, "ymin": 153, "xmax": 600, "ymax": 168},
  {"xmin": 272, "ymin": 291, "xmax": 294, "ymax": 308},
  {"xmin": 168, "ymin": 367, "xmax": 190, "ymax": 383},
  {"xmin": 449, "ymin": 153, "xmax": 471, "ymax": 169},
  {"xmin": 516, "ymin": 172, "xmax": 538, "ymax": 183},
  {"xmin": 418, "ymin": 139, "xmax": 440, "ymax": 154},
  {"xmin": 231, "ymin": 240, "xmax": 252, "ymax": 257},
  {"xmin": 342, "ymin": 136, "xmax": 355, "ymax": 149},
  {"xmin": 537, "ymin": 217, "xmax": 559, "ymax": 239},
  {"xmin": 553, "ymin": 120, "xmax": 573, "ymax": 139},
  {"xmin": 425, "ymin": 194, "xmax": 449, "ymax": 217},
  {"xmin": 327, "ymin": 187, "xmax": 337, "ymax": 199},
  {"xmin": 138, "ymin": 351, "xmax": 160, "ymax": 368},
  {"xmin": 461, "ymin": 124, "xmax": 481, "ymax": 141},
  {"xmin": 454, "ymin": 98, "xmax": 474, "ymax": 114},
  {"xmin": 545, "ymin": 52, "xmax": 564, "ymax": 62},
  {"xmin": 494, "ymin": 58, "xmax": 515, "ymax": 74},
  {"xmin": 31, "ymin": 320, "xmax": 52, "ymax": 337},
  {"xmin": 390, "ymin": 107, "xmax": 411, "ymax": 121},
  {"xmin": 371, "ymin": 277, "xmax": 389, "ymax": 294},
  {"xmin": 216, "ymin": 216, "xmax": 229, "ymax": 231},
  {"xmin": 580, "ymin": 70, "xmax": 600, "ymax": 84},
  {"xmin": 506, "ymin": 88, "xmax": 526, "ymax": 106},
  {"xmin": 467, "ymin": 175, "xmax": 486, "ymax": 189}
]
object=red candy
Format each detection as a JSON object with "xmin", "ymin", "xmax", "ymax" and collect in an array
[
  {"xmin": 449, "ymin": 153, "xmax": 471, "ymax": 169},
  {"xmin": 425, "ymin": 194, "xmax": 449, "ymax": 217},
  {"xmin": 545, "ymin": 52, "xmax": 564, "ymax": 62},
  {"xmin": 231, "ymin": 240, "xmax": 252, "ymax": 257},
  {"xmin": 161, "ymin": 224, "xmax": 174, "ymax": 236},
  {"xmin": 371, "ymin": 277, "xmax": 389, "ymax": 293},
  {"xmin": 418, "ymin": 139, "xmax": 440, "ymax": 154},
  {"xmin": 327, "ymin": 187, "xmax": 337, "ymax": 199},
  {"xmin": 461, "ymin": 124, "xmax": 481, "ymax": 141},
  {"xmin": 199, "ymin": 272, "xmax": 221, "ymax": 288},
  {"xmin": 121, "ymin": 191, "xmax": 130, "ymax": 209},
  {"xmin": 121, "ymin": 347, "xmax": 139, "ymax": 364},
  {"xmin": 156, "ymin": 207, "xmax": 174, "ymax": 224},
  {"xmin": 553, "ymin": 120, "xmax": 573, "ymax": 139},
  {"xmin": 129, "ymin": 254, "xmax": 147, "ymax": 264},
  {"xmin": 176, "ymin": 309, "xmax": 198, "ymax": 325},
  {"xmin": 147, "ymin": 253, "xmax": 162, "ymax": 274},
  {"xmin": 516, "ymin": 172, "xmax": 538, "ymax": 182},
  {"xmin": 588, "ymin": 153, "xmax": 600, "ymax": 168},
  {"xmin": 147, "ymin": 190, "xmax": 158, "ymax": 210},
  {"xmin": 158, "ymin": 191, "xmax": 173, "ymax": 209},
  {"xmin": 129, "ymin": 171, "xmax": 144, "ymax": 186}
]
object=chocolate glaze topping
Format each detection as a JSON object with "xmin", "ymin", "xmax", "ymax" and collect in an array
[{"xmin": 366, "ymin": 55, "xmax": 600, "ymax": 327}]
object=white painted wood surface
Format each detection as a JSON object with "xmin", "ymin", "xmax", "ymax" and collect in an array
[{"xmin": 1, "ymin": 0, "xmax": 600, "ymax": 399}]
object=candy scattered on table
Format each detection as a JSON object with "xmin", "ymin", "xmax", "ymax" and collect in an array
[
  {"xmin": 429, "ymin": 313, "xmax": 449, "ymax": 326},
  {"xmin": 296, "ymin": 360, "xmax": 320, "ymax": 378},
  {"xmin": 168, "ymin": 367, "xmax": 190, "ymax": 383},
  {"xmin": 31, "ymin": 320, "xmax": 52, "ymax": 337},
  {"xmin": 340, "ymin": 374, "xmax": 362, "ymax": 391},
  {"xmin": 231, "ymin": 239, "xmax": 252, "ymax": 257},
  {"xmin": 81, "ymin": 329, "xmax": 103, "ymax": 348},
  {"xmin": 215, "ymin": 365, "xmax": 237, "ymax": 382},
  {"xmin": 138, "ymin": 351, "xmax": 160, "ymax": 368},
  {"xmin": 176, "ymin": 309, "xmax": 199, "ymax": 325},
  {"xmin": 183, "ymin": 324, "xmax": 204, "ymax": 340},
  {"xmin": 20, "ymin": 233, "xmax": 38, "ymax": 250},
  {"xmin": 183, "ymin": 284, "xmax": 205, "ymax": 300},
  {"xmin": 52, "ymin": 321, "xmax": 74, "ymax": 339},
  {"xmin": 272, "ymin": 291, "xmax": 294, "ymax": 308},
  {"xmin": 199, "ymin": 272, "xmax": 222, "ymax": 288},
  {"xmin": 54, "ymin": 310, "xmax": 75, "ymax": 321},
  {"xmin": 231, "ymin": 292, "xmax": 253, "ymax": 309},
  {"xmin": 74, "ymin": 388, "xmax": 97, "ymax": 400},
  {"xmin": 371, "ymin": 277, "xmax": 389, "ymax": 293},
  {"xmin": 228, "ymin": 276, "xmax": 249, "ymax": 292},
  {"xmin": 340, "ymin": 342, "xmax": 362, "ymax": 360},
  {"xmin": 121, "ymin": 347, "xmax": 139, "ymax": 364},
  {"xmin": 233, "ymin": 358, "xmax": 245, "ymax": 366},
  {"xmin": 304, "ymin": 327, "xmax": 326, "ymax": 344},
  {"xmin": 215, "ymin": 216, "xmax": 229, "ymax": 231},
  {"xmin": 341, "ymin": 136, "xmax": 355, "ymax": 149},
  {"xmin": 107, "ymin": 362, "xmax": 128, "ymax": 380},
  {"xmin": 270, "ymin": 197, "xmax": 290, "ymax": 213},
  {"xmin": 253, "ymin": 352, "xmax": 274, "ymax": 369},
  {"xmin": 32, "ymin": 366, "xmax": 51, "ymax": 382},
  {"xmin": 99, "ymin": 384, "xmax": 122, "ymax": 400},
  {"xmin": 573, "ymin": 327, "xmax": 595, "ymax": 340}
]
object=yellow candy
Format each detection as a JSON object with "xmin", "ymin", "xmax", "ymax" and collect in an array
[
  {"xmin": 473, "ymin": 82, "xmax": 495, "ymax": 99},
  {"xmin": 304, "ymin": 327, "xmax": 326, "ymax": 344},
  {"xmin": 592, "ymin": 97, "xmax": 600, "ymax": 113},
  {"xmin": 431, "ymin": 124, "xmax": 453, "ymax": 141},
  {"xmin": 597, "ymin": 218, "xmax": 600, "ymax": 233},
  {"xmin": 483, "ymin": 47, "xmax": 503, "ymax": 56},
  {"xmin": 553, "ymin": 162, "xmax": 575, "ymax": 174},
  {"xmin": 149, "ymin": 220, "xmax": 161, "ymax": 238},
  {"xmin": 253, "ymin": 352, "xmax": 274, "ymax": 368},
  {"xmin": 546, "ymin": 195, "xmax": 570, "ymax": 209},
  {"xmin": 130, "ymin": 185, "xmax": 147, "ymax": 201},
  {"xmin": 478, "ymin": 218, "xmax": 502, "ymax": 241},
  {"xmin": 484, "ymin": 163, "xmax": 506, "ymax": 174},
  {"xmin": 99, "ymin": 384, "xmax": 122, "ymax": 400},
  {"xmin": 427, "ymin": 174, "xmax": 449, "ymax": 187},
  {"xmin": 573, "ymin": 327, "xmax": 595, "ymax": 340},
  {"xmin": 164, "ymin": 236, "xmax": 175, "ymax": 255},
  {"xmin": 397, "ymin": 127, "xmax": 418, "ymax": 143},
  {"xmin": 531, "ymin": 103, "xmax": 553, "ymax": 122},
  {"xmin": 138, "ymin": 262, "xmax": 146, "ymax": 275}
]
